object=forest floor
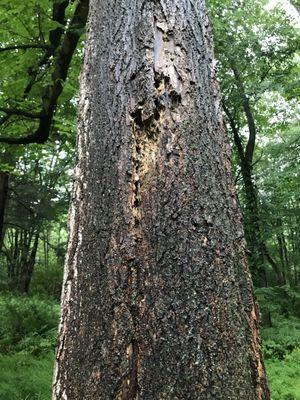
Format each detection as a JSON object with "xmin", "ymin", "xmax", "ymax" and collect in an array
[{"xmin": 0, "ymin": 293, "xmax": 299, "ymax": 400}]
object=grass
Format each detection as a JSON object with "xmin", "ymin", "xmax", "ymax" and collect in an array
[{"xmin": 0, "ymin": 351, "xmax": 54, "ymax": 400}]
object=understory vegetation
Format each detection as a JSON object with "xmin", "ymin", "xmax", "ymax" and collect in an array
[
  {"xmin": 0, "ymin": 293, "xmax": 58, "ymax": 400},
  {"xmin": 0, "ymin": 286, "xmax": 299, "ymax": 399},
  {"xmin": 258, "ymin": 287, "xmax": 300, "ymax": 399}
]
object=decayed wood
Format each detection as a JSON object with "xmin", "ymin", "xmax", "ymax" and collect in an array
[{"xmin": 53, "ymin": 1, "xmax": 270, "ymax": 399}]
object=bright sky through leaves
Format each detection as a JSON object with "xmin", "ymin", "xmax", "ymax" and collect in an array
[{"xmin": 267, "ymin": 0, "xmax": 300, "ymax": 26}]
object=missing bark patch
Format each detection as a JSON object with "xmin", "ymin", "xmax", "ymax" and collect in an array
[
  {"xmin": 116, "ymin": 340, "xmax": 139, "ymax": 400},
  {"xmin": 130, "ymin": 92, "xmax": 166, "ymax": 229},
  {"xmin": 130, "ymin": 69, "xmax": 182, "ymax": 227}
]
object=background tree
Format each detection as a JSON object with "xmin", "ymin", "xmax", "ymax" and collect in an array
[
  {"xmin": 291, "ymin": 0, "xmax": 300, "ymax": 14},
  {"xmin": 1, "ymin": 143, "xmax": 72, "ymax": 293},
  {"xmin": 0, "ymin": 0, "xmax": 84, "ymax": 294},
  {"xmin": 208, "ymin": 0, "xmax": 299, "ymax": 286},
  {"xmin": 255, "ymin": 102, "xmax": 300, "ymax": 287}
]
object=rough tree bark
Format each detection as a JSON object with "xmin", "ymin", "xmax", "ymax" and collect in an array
[{"xmin": 53, "ymin": 1, "xmax": 270, "ymax": 399}]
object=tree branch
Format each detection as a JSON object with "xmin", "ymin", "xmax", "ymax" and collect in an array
[
  {"xmin": 23, "ymin": 0, "xmax": 70, "ymax": 98},
  {"xmin": 0, "ymin": 108, "xmax": 42, "ymax": 119},
  {"xmin": 0, "ymin": 0, "xmax": 89, "ymax": 145},
  {"xmin": 0, "ymin": 115, "xmax": 11, "ymax": 126},
  {"xmin": 222, "ymin": 100, "xmax": 245, "ymax": 163},
  {"xmin": 0, "ymin": 44, "xmax": 51, "ymax": 53},
  {"xmin": 290, "ymin": 0, "xmax": 300, "ymax": 15},
  {"xmin": 231, "ymin": 63, "xmax": 257, "ymax": 165}
]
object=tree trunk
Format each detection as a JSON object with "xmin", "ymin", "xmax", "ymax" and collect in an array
[
  {"xmin": 222, "ymin": 103, "xmax": 267, "ymax": 286},
  {"xmin": 0, "ymin": 171, "xmax": 9, "ymax": 251},
  {"xmin": 240, "ymin": 159, "xmax": 267, "ymax": 285},
  {"xmin": 19, "ymin": 232, "xmax": 39, "ymax": 294},
  {"xmin": 276, "ymin": 218, "xmax": 289, "ymax": 285},
  {"xmin": 222, "ymin": 70, "xmax": 281, "ymax": 287},
  {"xmin": 53, "ymin": 1, "xmax": 270, "ymax": 399},
  {"xmin": 291, "ymin": 218, "xmax": 300, "ymax": 286}
]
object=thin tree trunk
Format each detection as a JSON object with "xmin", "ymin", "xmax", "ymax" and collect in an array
[
  {"xmin": 292, "ymin": 218, "xmax": 300, "ymax": 286},
  {"xmin": 222, "ymin": 66, "xmax": 283, "ymax": 287},
  {"xmin": 43, "ymin": 229, "xmax": 49, "ymax": 269},
  {"xmin": 282, "ymin": 234, "xmax": 289, "ymax": 280},
  {"xmin": 277, "ymin": 231, "xmax": 287, "ymax": 284},
  {"xmin": 0, "ymin": 171, "xmax": 9, "ymax": 251},
  {"xmin": 11, "ymin": 229, "xmax": 19, "ymax": 281},
  {"xmin": 276, "ymin": 218, "xmax": 290, "ymax": 285},
  {"xmin": 222, "ymin": 103, "xmax": 267, "ymax": 286},
  {"xmin": 19, "ymin": 232, "xmax": 39, "ymax": 294},
  {"xmin": 262, "ymin": 244, "xmax": 283, "ymax": 286},
  {"xmin": 53, "ymin": 2, "xmax": 270, "ymax": 399}
]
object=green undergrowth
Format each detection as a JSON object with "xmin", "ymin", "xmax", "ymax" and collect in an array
[
  {"xmin": 0, "ymin": 351, "xmax": 54, "ymax": 400},
  {"xmin": 265, "ymin": 348, "xmax": 300, "ymax": 400},
  {"xmin": 262, "ymin": 317, "xmax": 300, "ymax": 400},
  {"xmin": 0, "ymin": 294, "xmax": 59, "ymax": 400},
  {"xmin": 262, "ymin": 316, "xmax": 300, "ymax": 360},
  {"xmin": 258, "ymin": 286, "xmax": 300, "ymax": 400},
  {"xmin": 0, "ymin": 295, "xmax": 59, "ymax": 354},
  {"xmin": 0, "ymin": 290, "xmax": 299, "ymax": 399}
]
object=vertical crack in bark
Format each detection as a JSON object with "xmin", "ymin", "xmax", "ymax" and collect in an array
[
  {"xmin": 117, "ymin": 339, "xmax": 139, "ymax": 400},
  {"xmin": 125, "ymin": 28, "xmax": 182, "ymax": 397},
  {"xmin": 124, "ymin": 91, "xmax": 165, "ymax": 400},
  {"xmin": 130, "ymin": 93, "xmax": 166, "ymax": 230},
  {"xmin": 118, "ymin": 10, "xmax": 185, "ymax": 399},
  {"xmin": 127, "ymin": 339, "xmax": 139, "ymax": 400}
]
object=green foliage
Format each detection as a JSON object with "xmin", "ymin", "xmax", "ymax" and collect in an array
[
  {"xmin": 265, "ymin": 348, "xmax": 300, "ymax": 400},
  {"xmin": 0, "ymin": 295, "xmax": 59, "ymax": 400},
  {"xmin": 258, "ymin": 289, "xmax": 300, "ymax": 398},
  {"xmin": 258, "ymin": 287, "xmax": 300, "ymax": 362},
  {"xmin": 0, "ymin": 351, "xmax": 54, "ymax": 400},
  {"xmin": 1, "ymin": 143, "xmax": 71, "ymax": 294},
  {"xmin": 256, "ymin": 286, "xmax": 300, "ymax": 317},
  {"xmin": 262, "ymin": 316, "xmax": 300, "ymax": 359},
  {"xmin": 0, "ymin": 295, "xmax": 59, "ymax": 399},
  {"xmin": 0, "ymin": 0, "xmax": 81, "ymax": 144},
  {"xmin": 255, "ymin": 116, "xmax": 300, "ymax": 285},
  {"xmin": 0, "ymin": 0, "xmax": 76, "ymax": 294},
  {"xmin": 208, "ymin": 0, "xmax": 299, "ymax": 111},
  {"xmin": 30, "ymin": 262, "xmax": 63, "ymax": 300},
  {"xmin": 0, "ymin": 295, "xmax": 59, "ymax": 354},
  {"xmin": 206, "ymin": 0, "xmax": 300, "ymax": 286}
]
